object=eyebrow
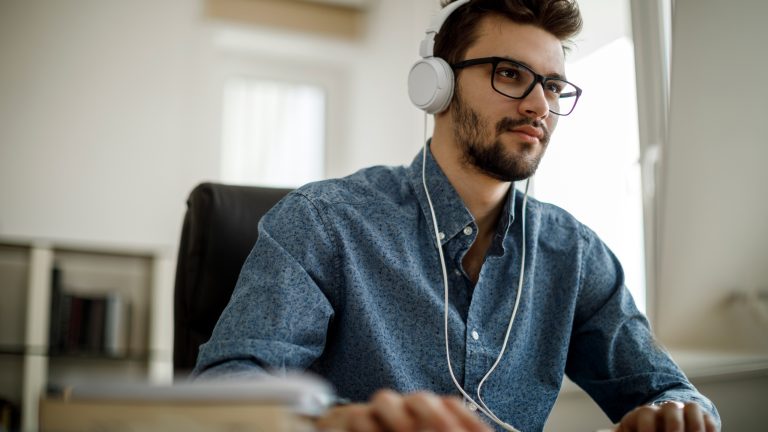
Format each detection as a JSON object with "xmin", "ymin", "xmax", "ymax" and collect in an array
[{"xmin": 500, "ymin": 56, "xmax": 567, "ymax": 80}]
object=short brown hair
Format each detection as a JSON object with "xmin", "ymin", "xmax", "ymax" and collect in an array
[{"xmin": 435, "ymin": 0, "xmax": 583, "ymax": 65}]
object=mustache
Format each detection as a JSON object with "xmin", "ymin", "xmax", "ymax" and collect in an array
[{"xmin": 495, "ymin": 117, "xmax": 550, "ymax": 141}]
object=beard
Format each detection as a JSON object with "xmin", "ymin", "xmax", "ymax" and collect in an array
[{"xmin": 450, "ymin": 89, "xmax": 551, "ymax": 182}]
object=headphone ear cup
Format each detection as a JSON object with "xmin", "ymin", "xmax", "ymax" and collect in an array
[{"xmin": 408, "ymin": 57, "xmax": 455, "ymax": 114}]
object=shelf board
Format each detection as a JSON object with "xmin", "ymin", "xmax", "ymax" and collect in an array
[
  {"xmin": 0, "ymin": 345, "xmax": 27, "ymax": 357},
  {"xmin": 48, "ymin": 351, "xmax": 150, "ymax": 363},
  {"xmin": 0, "ymin": 345, "xmax": 150, "ymax": 363}
]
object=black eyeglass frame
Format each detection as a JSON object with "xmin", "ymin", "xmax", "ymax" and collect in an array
[{"xmin": 451, "ymin": 56, "xmax": 582, "ymax": 116}]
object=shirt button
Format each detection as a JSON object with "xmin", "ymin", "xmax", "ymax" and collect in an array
[
  {"xmin": 453, "ymin": 269, "xmax": 462, "ymax": 276},
  {"xmin": 463, "ymin": 226, "xmax": 473, "ymax": 236},
  {"xmin": 438, "ymin": 232, "xmax": 445, "ymax": 240},
  {"xmin": 471, "ymin": 330, "xmax": 479, "ymax": 340}
]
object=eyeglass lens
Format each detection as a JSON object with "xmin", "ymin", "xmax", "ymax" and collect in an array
[{"xmin": 493, "ymin": 61, "xmax": 578, "ymax": 115}]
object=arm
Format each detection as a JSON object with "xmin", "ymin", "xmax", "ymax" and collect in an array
[
  {"xmin": 192, "ymin": 191, "xmax": 339, "ymax": 378},
  {"xmin": 194, "ymin": 192, "xmax": 490, "ymax": 431},
  {"xmin": 565, "ymin": 226, "xmax": 720, "ymax": 431}
]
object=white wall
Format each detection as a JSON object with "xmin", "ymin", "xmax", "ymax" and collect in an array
[
  {"xmin": 0, "ymin": 0, "xmax": 203, "ymax": 249},
  {"xmin": 656, "ymin": 0, "xmax": 768, "ymax": 352},
  {"xmin": 0, "ymin": 0, "xmax": 436, "ymax": 249}
]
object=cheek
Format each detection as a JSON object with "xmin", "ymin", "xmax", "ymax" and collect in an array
[{"xmin": 547, "ymin": 116, "xmax": 558, "ymax": 133}]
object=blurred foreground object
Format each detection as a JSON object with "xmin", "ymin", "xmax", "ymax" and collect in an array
[{"xmin": 39, "ymin": 374, "xmax": 333, "ymax": 432}]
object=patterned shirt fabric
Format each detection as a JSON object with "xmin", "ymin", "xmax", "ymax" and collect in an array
[{"xmin": 193, "ymin": 145, "xmax": 719, "ymax": 431}]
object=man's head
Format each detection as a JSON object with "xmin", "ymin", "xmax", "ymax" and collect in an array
[
  {"xmin": 433, "ymin": 0, "xmax": 582, "ymax": 182},
  {"xmin": 435, "ymin": 0, "xmax": 582, "ymax": 67}
]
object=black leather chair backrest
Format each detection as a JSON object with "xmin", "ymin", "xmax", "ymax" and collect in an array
[{"xmin": 173, "ymin": 182, "xmax": 291, "ymax": 376}]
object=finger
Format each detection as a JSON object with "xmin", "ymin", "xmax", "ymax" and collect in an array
[
  {"xmin": 442, "ymin": 397, "xmax": 492, "ymax": 432},
  {"xmin": 615, "ymin": 406, "xmax": 638, "ymax": 432},
  {"xmin": 316, "ymin": 404, "xmax": 370, "ymax": 431},
  {"xmin": 315, "ymin": 404, "xmax": 365, "ymax": 430},
  {"xmin": 635, "ymin": 406, "xmax": 659, "ymax": 432},
  {"xmin": 370, "ymin": 389, "xmax": 417, "ymax": 432},
  {"xmin": 349, "ymin": 407, "xmax": 383, "ymax": 432},
  {"xmin": 703, "ymin": 413, "xmax": 718, "ymax": 432},
  {"xmin": 657, "ymin": 401, "xmax": 685, "ymax": 432},
  {"xmin": 683, "ymin": 403, "xmax": 705, "ymax": 432},
  {"xmin": 404, "ymin": 391, "xmax": 465, "ymax": 432}
]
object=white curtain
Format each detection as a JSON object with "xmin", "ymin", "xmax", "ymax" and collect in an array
[{"xmin": 221, "ymin": 78, "xmax": 326, "ymax": 188}]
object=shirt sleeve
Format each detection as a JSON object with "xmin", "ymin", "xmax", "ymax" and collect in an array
[
  {"xmin": 192, "ymin": 191, "xmax": 339, "ymax": 379},
  {"xmin": 564, "ymin": 225, "xmax": 720, "ymax": 427}
]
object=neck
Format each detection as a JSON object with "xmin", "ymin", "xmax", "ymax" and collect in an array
[{"xmin": 430, "ymin": 128, "xmax": 511, "ymax": 236}]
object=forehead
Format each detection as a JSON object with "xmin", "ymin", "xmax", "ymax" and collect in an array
[{"xmin": 464, "ymin": 14, "xmax": 566, "ymax": 76}]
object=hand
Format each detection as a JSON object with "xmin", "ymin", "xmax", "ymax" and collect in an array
[
  {"xmin": 315, "ymin": 389, "xmax": 492, "ymax": 432},
  {"xmin": 615, "ymin": 401, "xmax": 718, "ymax": 432}
]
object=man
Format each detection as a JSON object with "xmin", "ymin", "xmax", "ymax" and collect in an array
[{"xmin": 194, "ymin": 1, "xmax": 720, "ymax": 431}]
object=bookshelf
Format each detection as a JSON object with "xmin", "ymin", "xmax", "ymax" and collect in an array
[{"xmin": 0, "ymin": 238, "xmax": 174, "ymax": 432}]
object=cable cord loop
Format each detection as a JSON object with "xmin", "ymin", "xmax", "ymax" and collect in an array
[{"xmin": 420, "ymin": 112, "xmax": 528, "ymax": 432}]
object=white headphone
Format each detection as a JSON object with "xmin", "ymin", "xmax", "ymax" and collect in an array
[{"xmin": 408, "ymin": 0, "xmax": 471, "ymax": 114}]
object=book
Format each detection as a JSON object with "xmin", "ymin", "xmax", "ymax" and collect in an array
[
  {"xmin": 48, "ymin": 280, "xmax": 131, "ymax": 356},
  {"xmin": 104, "ymin": 293, "xmax": 128, "ymax": 357},
  {"xmin": 39, "ymin": 375, "xmax": 334, "ymax": 432},
  {"xmin": 85, "ymin": 296, "xmax": 105, "ymax": 354},
  {"xmin": 66, "ymin": 295, "xmax": 83, "ymax": 352},
  {"xmin": 48, "ymin": 264, "xmax": 63, "ymax": 353}
]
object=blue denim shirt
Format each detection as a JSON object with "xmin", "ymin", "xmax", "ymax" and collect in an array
[{"xmin": 194, "ymin": 147, "xmax": 719, "ymax": 431}]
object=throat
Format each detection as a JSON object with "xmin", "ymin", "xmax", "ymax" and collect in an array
[{"xmin": 461, "ymin": 232, "xmax": 494, "ymax": 284}]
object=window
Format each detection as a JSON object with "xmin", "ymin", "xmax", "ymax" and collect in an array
[
  {"xmin": 220, "ymin": 78, "xmax": 326, "ymax": 188},
  {"xmin": 533, "ymin": 35, "xmax": 646, "ymax": 311}
]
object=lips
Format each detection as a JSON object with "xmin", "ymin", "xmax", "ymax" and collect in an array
[
  {"xmin": 510, "ymin": 125, "xmax": 544, "ymax": 140},
  {"xmin": 495, "ymin": 117, "xmax": 548, "ymax": 145}
]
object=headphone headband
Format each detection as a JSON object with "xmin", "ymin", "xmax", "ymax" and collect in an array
[{"xmin": 420, "ymin": 0, "xmax": 471, "ymax": 58}]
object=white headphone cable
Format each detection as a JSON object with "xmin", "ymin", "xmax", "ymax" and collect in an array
[
  {"xmin": 420, "ymin": 113, "xmax": 527, "ymax": 432},
  {"xmin": 476, "ymin": 178, "xmax": 529, "ymax": 421}
]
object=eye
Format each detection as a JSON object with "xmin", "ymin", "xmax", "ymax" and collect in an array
[
  {"xmin": 546, "ymin": 80, "xmax": 565, "ymax": 94},
  {"xmin": 496, "ymin": 65, "xmax": 524, "ymax": 81}
]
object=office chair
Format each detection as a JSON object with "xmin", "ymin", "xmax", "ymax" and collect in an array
[{"xmin": 173, "ymin": 182, "xmax": 292, "ymax": 376}]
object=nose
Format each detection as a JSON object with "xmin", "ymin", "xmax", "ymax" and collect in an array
[{"xmin": 518, "ymin": 82, "xmax": 550, "ymax": 120}]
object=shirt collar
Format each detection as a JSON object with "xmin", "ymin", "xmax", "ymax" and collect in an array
[{"xmin": 407, "ymin": 141, "xmax": 517, "ymax": 247}]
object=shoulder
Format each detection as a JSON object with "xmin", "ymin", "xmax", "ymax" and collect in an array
[
  {"xmin": 292, "ymin": 164, "xmax": 411, "ymax": 209},
  {"xmin": 523, "ymin": 194, "xmax": 618, "ymax": 281},
  {"xmin": 525, "ymin": 195, "xmax": 596, "ymax": 246},
  {"xmin": 527, "ymin": 196, "xmax": 623, "ymax": 296}
]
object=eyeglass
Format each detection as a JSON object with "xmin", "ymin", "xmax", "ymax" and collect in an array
[{"xmin": 452, "ymin": 56, "xmax": 582, "ymax": 116}]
